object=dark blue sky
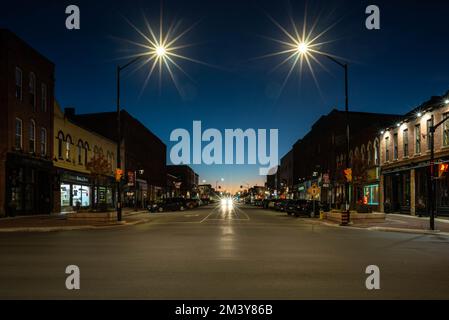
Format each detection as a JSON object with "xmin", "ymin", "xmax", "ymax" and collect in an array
[{"xmin": 2, "ymin": 0, "xmax": 449, "ymax": 191}]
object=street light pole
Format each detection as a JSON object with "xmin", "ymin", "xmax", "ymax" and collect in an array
[
  {"xmin": 116, "ymin": 56, "xmax": 145, "ymax": 222},
  {"xmin": 323, "ymin": 55, "xmax": 350, "ymax": 225}
]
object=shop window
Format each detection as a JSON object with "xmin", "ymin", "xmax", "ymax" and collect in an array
[
  {"xmin": 363, "ymin": 184, "xmax": 379, "ymax": 205},
  {"xmin": 29, "ymin": 72, "xmax": 36, "ymax": 109},
  {"xmin": 15, "ymin": 67, "xmax": 22, "ymax": 100},
  {"xmin": 72, "ymin": 185, "xmax": 90, "ymax": 207},
  {"xmin": 15, "ymin": 118, "xmax": 22, "ymax": 150},
  {"xmin": 60, "ymin": 184, "xmax": 71, "ymax": 207}
]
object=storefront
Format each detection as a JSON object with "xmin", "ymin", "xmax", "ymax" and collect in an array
[
  {"xmin": 5, "ymin": 153, "xmax": 53, "ymax": 216},
  {"xmin": 58, "ymin": 170, "xmax": 115, "ymax": 212},
  {"xmin": 59, "ymin": 171, "xmax": 92, "ymax": 212},
  {"xmin": 361, "ymin": 167, "xmax": 381, "ymax": 211},
  {"xmin": 383, "ymin": 169, "xmax": 411, "ymax": 214}
]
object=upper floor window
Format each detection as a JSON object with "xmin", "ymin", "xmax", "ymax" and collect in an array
[
  {"xmin": 427, "ymin": 116, "xmax": 434, "ymax": 150},
  {"xmin": 66, "ymin": 135, "xmax": 72, "ymax": 160},
  {"xmin": 367, "ymin": 143, "xmax": 372, "ymax": 166},
  {"xmin": 403, "ymin": 129, "xmax": 409, "ymax": 157},
  {"xmin": 443, "ymin": 113, "xmax": 449, "ymax": 147},
  {"xmin": 393, "ymin": 133, "xmax": 398, "ymax": 160},
  {"xmin": 374, "ymin": 140, "xmax": 379, "ymax": 165},
  {"xmin": 84, "ymin": 142, "xmax": 90, "ymax": 164},
  {"xmin": 40, "ymin": 128, "xmax": 47, "ymax": 156},
  {"xmin": 415, "ymin": 124, "xmax": 421, "ymax": 154},
  {"xmin": 41, "ymin": 83, "xmax": 47, "ymax": 112},
  {"xmin": 77, "ymin": 140, "xmax": 84, "ymax": 164},
  {"xmin": 385, "ymin": 136, "xmax": 390, "ymax": 162},
  {"xmin": 29, "ymin": 73, "xmax": 36, "ymax": 109},
  {"xmin": 29, "ymin": 120, "xmax": 36, "ymax": 153},
  {"xmin": 15, "ymin": 67, "xmax": 22, "ymax": 100},
  {"xmin": 57, "ymin": 132, "xmax": 64, "ymax": 159},
  {"xmin": 15, "ymin": 118, "xmax": 22, "ymax": 150}
]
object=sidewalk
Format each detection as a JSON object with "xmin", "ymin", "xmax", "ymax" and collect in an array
[
  {"xmin": 322, "ymin": 213, "xmax": 449, "ymax": 235},
  {"xmin": 0, "ymin": 209, "xmax": 151, "ymax": 232}
]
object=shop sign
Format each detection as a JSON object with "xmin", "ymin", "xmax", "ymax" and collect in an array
[
  {"xmin": 367, "ymin": 168, "xmax": 380, "ymax": 181},
  {"xmin": 61, "ymin": 172, "xmax": 90, "ymax": 184}
]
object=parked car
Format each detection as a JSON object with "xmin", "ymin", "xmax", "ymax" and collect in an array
[
  {"xmin": 275, "ymin": 199, "xmax": 290, "ymax": 212},
  {"xmin": 286, "ymin": 200, "xmax": 320, "ymax": 217},
  {"xmin": 185, "ymin": 199, "xmax": 200, "ymax": 209},
  {"xmin": 148, "ymin": 198, "xmax": 187, "ymax": 212}
]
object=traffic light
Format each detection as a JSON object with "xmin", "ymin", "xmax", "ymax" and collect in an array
[
  {"xmin": 438, "ymin": 163, "xmax": 449, "ymax": 178},
  {"xmin": 115, "ymin": 168, "xmax": 123, "ymax": 182},
  {"xmin": 344, "ymin": 168, "xmax": 352, "ymax": 182}
]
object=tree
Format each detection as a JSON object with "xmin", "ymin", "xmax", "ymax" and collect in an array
[{"xmin": 86, "ymin": 153, "xmax": 112, "ymax": 210}]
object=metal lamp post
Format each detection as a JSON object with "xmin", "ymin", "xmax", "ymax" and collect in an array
[{"xmin": 116, "ymin": 56, "xmax": 146, "ymax": 221}]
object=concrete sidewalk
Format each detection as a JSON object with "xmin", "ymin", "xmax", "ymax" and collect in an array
[
  {"xmin": 0, "ymin": 209, "xmax": 151, "ymax": 232},
  {"xmin": 322, "ymin": 213, "xmax": 449, "ymax": 235}
]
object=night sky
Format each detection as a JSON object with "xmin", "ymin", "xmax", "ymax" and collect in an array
[{"xmin": 2, "ymin": 0, "xmax": 449, "ymax": 192}]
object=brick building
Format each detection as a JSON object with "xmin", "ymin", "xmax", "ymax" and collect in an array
[
  {"xmin": 67, "ymin": 109, "xmax": 166, "ymax": 206},
  {"xmin": 380, "ymin": 91, "xmax": 449, "ymax": 216},
  {"xmin": 0, "ymin": 29, "xmax": 55, "ymax": 216},
  {"xmin": 289, "ymin": 109, "xmax": 401, "ymax": 208},
  {"xmin": 166, "ymin": 165, "xmax": 199, "ymax": 198}
]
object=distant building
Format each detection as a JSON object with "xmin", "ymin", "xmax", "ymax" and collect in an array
[
  {"xmin": 53, "ymin": 102, "xmax": 117, "ymax": 213},
  {"xmin": 0, "ymin": 29, "xmax": 55, "ymax": 216},
  {"xmin": 380, "ymin": 91, "xmax": 449, "ymax": 216},
  {"xmin": 279, "ymin": 150, "xmax": 294, "ymax": 198},
  {"xmin": 166, "ymin": 165, "xmax": 198, "ymax": 198},
  {"xmin": 67, "ymin": 109, "xmax": 166, "ymax": 206}
]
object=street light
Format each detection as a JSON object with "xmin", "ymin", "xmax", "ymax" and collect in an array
[
  {"xmin": 114, "ymin": 14, "xmax": 199, "ymax": 221},
  {"xmin": 288, "ymin": 41, "xmax": 351, "ymax": 224},
  {"xmin": 428, "ymin": 98, "xmax": 449, "ymax": 230}
]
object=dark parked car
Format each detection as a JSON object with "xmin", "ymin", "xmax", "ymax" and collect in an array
[
  {"xmin": 148, "ymin": 198, "xmax": 188, "ymax": 212},
  {"xmin": 275, "ymin": 199, "xmax": 290, "ymax": 212},
  {"xmin": 286, "ymin": 200, "xmax": 320, "ymax": 217}
]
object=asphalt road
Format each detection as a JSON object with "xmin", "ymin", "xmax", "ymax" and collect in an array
[{"xmin": 0, "ymin": 203, "xmax": 449, "ymax": 299}]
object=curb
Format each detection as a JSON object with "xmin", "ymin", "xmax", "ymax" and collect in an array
[{"xmin": 0, "ymin": 219, "xmax": 151, "ymax": 233}]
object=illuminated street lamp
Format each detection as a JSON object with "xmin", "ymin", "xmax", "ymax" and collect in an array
[
  {"xmin": 114, "ymin": 14, "xmax": 199, "ymax": 221},
  {"xmin": 264, "ymin": 16, "xmax": 351, "ymax": 225}
]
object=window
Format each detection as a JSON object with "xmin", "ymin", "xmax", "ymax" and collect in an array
[
  {"xmin": 385, "ymin": 136, "xmax": 390, "ymax": 162},
  {"xmin": 403, "ymin": 129, "xmax": 409, "ymax": 157},
  {"xmin": 41, "ymin": 83, "xmax": 47, "ymax": 112},
  {"xmin": 77, "ymin": 140, "xmax": 83, "ymax": 164},
  {"xmin": 374, "ymin": 140, "xmax": 379, "ymax": 165},
  {"xmin": 15, "ymin": 118, "xmax": 22, "ymax": 149},
  {"xmin": 427, "ymin": 116, "xmax": 434, "ymax": 150},
  {"xmin": 393, "ymin": 133, "xmax": 398, "ymax": 160},
  {"xmin": 443, "ymin": 113, "xmax": 449, "ymax": 147},
  {"xmin": 367, "ymin": 142, "xmax": 372, "ymax": 166},
  {"xmin": 66, "ymin": 135, "xmax": 72, "ymax": 160},
  {"xmin": 40, "ymin": 128, "xmax": 47, "ymax": 156},
  {"xmin": 29, "ymin": 120, "xmax": 36, "ymax": 153},
  {"xmin": 415, "ymin": 124, "xmax": 421, "ymax": 154},
  {"xmin": 15, "ymin": 67, "xmax": 22, "ymax": 100},
  {"xmin": 57, "ymin": 132, "xmax": 64, "ymax": 159},
  {"xmin": 84, "ymin": 142, "xmax": 89, "ymax": 165},
  {"xmin": 29, "ymin": 73, "xmax": 36, "ymax": 109},
  {"xmin": 363, "ymin": 184, "xmax": 379, "ymax": 205}
]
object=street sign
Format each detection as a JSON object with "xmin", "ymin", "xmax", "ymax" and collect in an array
[{"xmin": 307, "ymin": 183, "xmax": 320, "ymax": 197}]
